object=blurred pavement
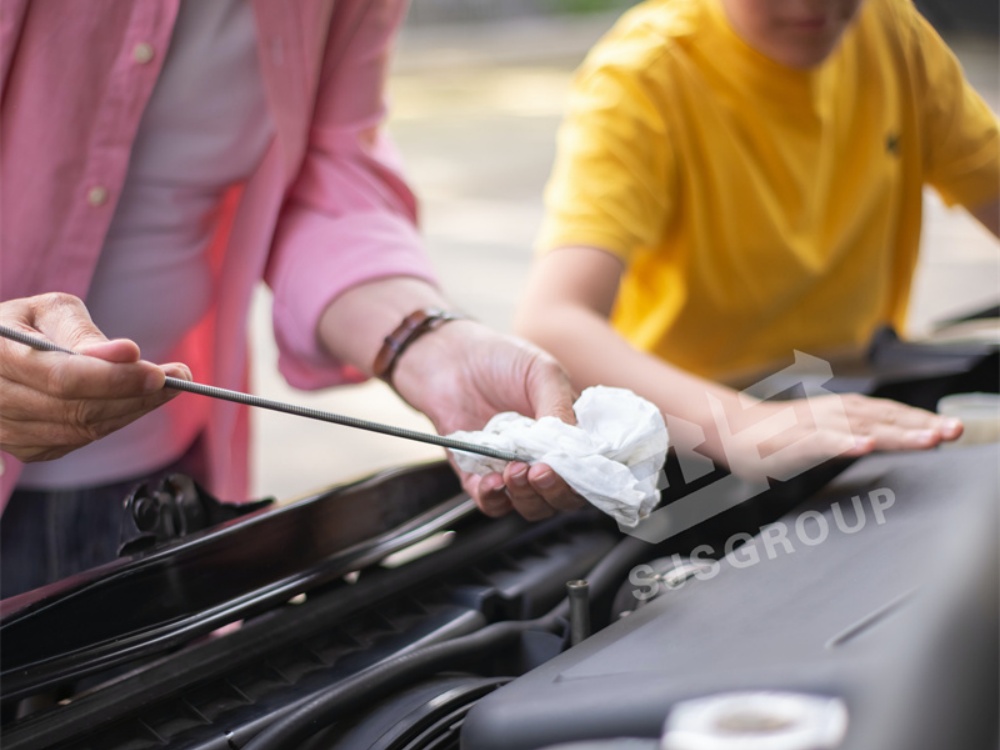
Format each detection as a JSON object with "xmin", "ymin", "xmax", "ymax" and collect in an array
[{"xmin": 249, "ymin": 15, "xmax": 999, "ymax": 502}]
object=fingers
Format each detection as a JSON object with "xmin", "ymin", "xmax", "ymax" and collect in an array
[
  {"xmin": 53, "ymin": 352, "xmax": 168, "ymax": 399},
  {"xmin": 1, "ymin": 294, "xmax": 161, "ymax": 399},
  {"xmin": 30, "ymin": 292, "xmax": 138, "ymax": 361},
  {"xmin": 0, "ymin": 293, "xmax": 191, "ymax": 463},
  {"xmin": 0, "ymin": 348, "xmax": 164, "ymax": 401},
  {"xmin": 839, "ymin": 394, "xmax": 964, "ymax": 450},
  {"xmin": 0, "ymin": 370, "xmax": 179, "ymax": 461},
  {"xmin": 1, "ymin": 397, "xmax": 176, "ymax": 462},
  {"xmin": 502, "ymin": 463, "xmax": 556, "ymax": 521},
  {"xmin": 460, "ymin": 461, "xmax": 586, "ymax": 522},
  {"xmin": 752, "ymin": 394, "xmax": 965, "ymax": 464},
  {"xmin": 502, "ymin": 462, "xmax": 586, "ymax": 521},
  {"xmin": 467, "ymin": 472, "xmax": 515, "ymax": 518},
  {"xmin": 0, "ymin": 375, "xmax": 176, "ymax": 424},
  {"xmin": 939, "ymin": 417, "xmax": 964, "ymax": 441},
  {"xmin": 724, "ymin": 392, "xmax": 968, "ymax": 485},
  {"xmin": 3, "ymin": 292, "xmax": 138, "ymax": 362}
]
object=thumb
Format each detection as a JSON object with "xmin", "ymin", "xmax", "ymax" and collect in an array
[
  {"xmin": 33, "ymin": 294, "xmax": 141, "ymax": 364},
  {"xmin": 76, "ymin": 338, "xmax": 143, "ymax": 364},
  {"xmin": 525, "ymin": 353, "xmax": 578, "ymax": 426}
]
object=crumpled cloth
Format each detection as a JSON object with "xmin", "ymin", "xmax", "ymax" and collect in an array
[{"xmin": 448, "ymin": 386, "xmax": 668, "ymax": 528}]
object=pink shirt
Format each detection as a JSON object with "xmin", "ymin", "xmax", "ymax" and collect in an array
[{"xmin": 0, "ymin": 0, "xmax": 438, "ymax": 507}]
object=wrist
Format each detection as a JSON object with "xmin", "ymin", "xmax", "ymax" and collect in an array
[
  {"xmin": 316, "ymin": 278, "xmax": 451, "ymax": 375},
  {"xmin": 390, "ymin": 316, "xmax": 481, "ymax": 403},
  {"xmin": 373, "ymin": 307, "xmax": 469, "ymax": 387}
]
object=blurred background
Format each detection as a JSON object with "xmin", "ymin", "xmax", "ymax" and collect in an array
[{"xmin": 248, "ymin": 1, "xmax": 1000, "ymax": 502}]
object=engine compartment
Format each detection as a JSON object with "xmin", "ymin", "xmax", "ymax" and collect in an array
[{"xmin": 1, "ymin": 330, "xmax": 997, "ymax": 750}]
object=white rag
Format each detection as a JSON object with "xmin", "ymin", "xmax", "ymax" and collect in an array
[{"xmin": 448, "ymin": 386, "xmax": 668, "ymax": 528}]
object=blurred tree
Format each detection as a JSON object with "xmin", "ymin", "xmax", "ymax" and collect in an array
[
  {"xmin": 406, "ymin": 0, "xmax": 635, "ymax": 25},
  {"xmin": 545, "ymin": 0, "xmax": 635, "ymax": 13}
]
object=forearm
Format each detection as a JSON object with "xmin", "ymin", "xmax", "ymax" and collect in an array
[
  {"xmin": 516, "ymin": 301, "xmax": 739, "ymax": 463},
  {"xmin": 316, "ymin": 276, "xmax": 451, "ymax": 378},
  {"xmin": 517, "ymin": 243, "xmax": 966, "ymax": 485},
  {"xmin": 517, "ymin": 295, "xmax": 967, "ymax": 479}
]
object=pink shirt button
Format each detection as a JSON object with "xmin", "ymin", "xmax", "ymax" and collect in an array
[
  {"xmin": 132, "ymin": 42, "xmax": 155, "ymax": 64},
  {"xmin": 86, "ymin": 186, "xmax": 109, "ymax": 207}
]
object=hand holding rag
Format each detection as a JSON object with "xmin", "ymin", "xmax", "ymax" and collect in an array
[{"xmin": 448, "ymin": 386, "xmax": 668, "ymax": 527}]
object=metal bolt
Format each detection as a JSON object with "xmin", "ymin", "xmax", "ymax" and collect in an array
[
  {"xmin": 566, "ymin": 579, "xmax": 591, "ymax": 647},
  {"xmin": 133, "ymin": 495, "xmax": 160, "ymax": 532}
]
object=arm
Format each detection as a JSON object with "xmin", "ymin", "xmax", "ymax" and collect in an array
[
  {"xmin": 516, "ymin": 246, "xmax": 964, "ymax": 481},
  {"xmin": 264, "ymin": 0, "xmax": 435, "ymax": 391},
  {"xmin": 266, "ymin": 2, "xmax": 581, "ymax": 519},
  {"xmin": 318, "ymin": 277, "xmax": 583, "ymax": 521}
]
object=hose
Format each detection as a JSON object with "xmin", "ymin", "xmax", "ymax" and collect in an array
[
  {"xmin": 241, "ymin": 616, "xmax": 553, "ymax": 750},
  {"xmin": 243, "ymin": 532, "xmax": 653, "ymax": 749}
]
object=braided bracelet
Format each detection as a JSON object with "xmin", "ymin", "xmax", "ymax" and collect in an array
[{"xmin": 372, "ymin": 307, "xmax": 466, "ymax": 384}]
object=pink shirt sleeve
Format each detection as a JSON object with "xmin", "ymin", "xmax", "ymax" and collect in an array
[{"xmin": 264, "ymin": 1, "xmax": 438, "ymax": 391}]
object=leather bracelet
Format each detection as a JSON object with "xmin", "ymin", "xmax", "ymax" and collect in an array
[{"xmin": 373, "ymin": 307, "xmax": 466, "ymax": 384}]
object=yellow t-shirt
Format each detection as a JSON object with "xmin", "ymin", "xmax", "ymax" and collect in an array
[{"xmin": 537, "ymin": 0, "xmax": 999, "ymax": 380}]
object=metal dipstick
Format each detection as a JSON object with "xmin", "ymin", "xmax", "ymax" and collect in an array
[{"xmin": 0, "ymin": 324, "xmax": 530, "ymax": 464}]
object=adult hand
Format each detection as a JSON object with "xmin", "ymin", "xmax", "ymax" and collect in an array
[
  {"xmin": 390, "ymin": 319, "xmax": 586, "ymax": 520},
  {"xmin": 0, "ymin": 293, "xmax": 191, "ymax": 462}
]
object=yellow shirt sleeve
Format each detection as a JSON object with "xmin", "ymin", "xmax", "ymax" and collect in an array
[
  {"xmin": 905, "ymin": 2, "xmax": 1000, "ymax": 208},
  {"xmin": 536, "ymin": 30, "xmax": 677, "ymax": 260}
]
